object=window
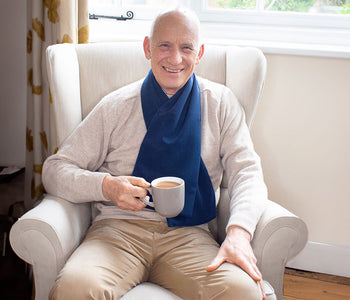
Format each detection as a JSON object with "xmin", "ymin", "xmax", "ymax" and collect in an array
[
  {"xmin": 89, "ymin": 0, "xmax": 172, "ymax": 19},
  {"xmin": 200, "ymin": 0, "xmax": 350, "ymax": 27},
  {"xmin": 90, "ymin": 0, "xmax": 350, "ymax": 16},
  {"xmin": 207, "ymin": 0, "xmax": 350, "ymax": 14},
  {"xmin": 89, "ymin": 0, "xmax": 350, "ymax": 58}
]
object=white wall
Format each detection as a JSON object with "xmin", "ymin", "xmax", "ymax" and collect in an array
[
  {"xmin": 0, "ymin": 0, "xmax": 26, "ymax": 167},
  {"xmin": 251, "ymin": 53, "xmax": 350, "ymax": 276}
]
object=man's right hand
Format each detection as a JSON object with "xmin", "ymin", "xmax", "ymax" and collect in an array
[{"xmin": 102, "ymin": 175, "xmax": 150, "ymax": 211}]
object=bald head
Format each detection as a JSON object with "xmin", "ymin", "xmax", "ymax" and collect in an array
[{"xmin": 149, "ymin": 7, "xmax": 201, "ymax": 47}]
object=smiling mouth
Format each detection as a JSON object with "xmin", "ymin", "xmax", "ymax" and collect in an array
[{"xmin": 163, "ymin": 66, "xmax": 183, "ymax": 73}]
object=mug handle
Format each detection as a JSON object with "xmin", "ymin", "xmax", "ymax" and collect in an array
[{"xmin": 140, "ymin": 187, "xmax": 154, "ymax": 207}]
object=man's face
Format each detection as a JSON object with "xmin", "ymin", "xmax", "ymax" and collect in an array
[{"xmin": 143, "ymin": 12, "xmax": 204, "ymax": 95}]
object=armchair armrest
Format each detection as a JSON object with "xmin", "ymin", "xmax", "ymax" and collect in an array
[
  {"xmin": 215, "ymin": 188, "xmax": 307, "ymax": 300},
  {"xmin": 251, "ymin": 200, "xmax": 308, "ymax": 300},
  {"xmin": 10, "ymin": 194, "xmax": 91, "ymax": 300}
]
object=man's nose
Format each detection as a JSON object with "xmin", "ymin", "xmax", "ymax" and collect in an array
[{"xmin": 168, "ymin": 48, "xmax": 182, "ymax": 65}]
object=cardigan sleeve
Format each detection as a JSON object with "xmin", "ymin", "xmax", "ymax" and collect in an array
[
  {"xmin": 219, "ymin": 87, "xmax": 268, "ymax": 238},
  {"xmin": 42, "ymin": 98, "xmax": 112, "ymax": 203}
]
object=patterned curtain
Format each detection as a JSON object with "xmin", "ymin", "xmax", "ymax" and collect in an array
[{"xmin": 25, "ymin": 0, "xmax": 89, "ymax": 210}]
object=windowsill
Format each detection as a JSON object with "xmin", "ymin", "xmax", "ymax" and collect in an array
[
  {"xmin": 203, "ymin": 38, "xmax": 350, "ymax": 59},
  {"xmin": 89, "ymin": 19, "xmax": 350, "ymax": 59}
]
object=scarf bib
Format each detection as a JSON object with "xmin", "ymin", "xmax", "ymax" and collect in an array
[{"xmin": 132, "ymin": 70, "xmax": 216, "ymax": 227}]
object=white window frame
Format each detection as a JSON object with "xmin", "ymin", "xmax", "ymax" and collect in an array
[{"xmin": 89, "ymin": 0, "xmax": 350, "ymax": 58}]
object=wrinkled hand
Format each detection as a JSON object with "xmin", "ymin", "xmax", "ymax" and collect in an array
[
  {"xmin": 102, "ymin": 175, "xmax": 150, "ymax": 211},
  {"xmin": 206, "ymin": 225, "xmax": 266, "ymax": 300}
]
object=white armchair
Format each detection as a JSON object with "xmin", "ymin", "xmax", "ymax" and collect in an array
[{"xmin": 10, "ymin": 42, "xmax": 307, "ymax": 300}]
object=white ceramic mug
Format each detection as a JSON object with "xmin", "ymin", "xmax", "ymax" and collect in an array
[{"xmin": 141, "ymin": 176, "xmax": 185, "ymax": 218}]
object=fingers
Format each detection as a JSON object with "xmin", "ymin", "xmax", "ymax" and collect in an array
[
  {"xmin": 258, "ymin": 280, "xmax": 266, "ymax": 300},
  {"xmin": 237, "ymin": 255, "xmax": 262, "ymax": 282},
  {"xmin": 207, "ymin": 253, "xmax": 265, "ymax": 300},
  {"xmin": 206, "ymin": 255, "xmax": 226, "ymax": 272},
  {"xmin": 206, "ymin": 253, "xmax": 261, "ymax": 280},
  {"xmin": 128, "ymin": 176, "xmax": 151, "ymax": 188},
  {"xmin": 128, "ymin": 176, "xmax": 151, "ymax": 199},
  {"xmin": 122, "ymin": 177, "xmax": 150, "ymax": 210},
  {"xmin": 253, "ymin": 262, "xmax": 263, "ymax": 281},
  {"xmin": 102, "ymin": 175, "xmax": 151, "ymax": 210},
  {"xmin": 207, "ymin": 254, "xmax": 265, "ymax": 300},
  {"xmin": 117, "ymin": 193, "xmax": 146, "ymax": 211},
  {"xmin": 125, "ymin": 176, "xmax": 148, "ymax": 195}
]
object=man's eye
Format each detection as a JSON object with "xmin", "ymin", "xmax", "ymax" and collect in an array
[
  {"xmin": 183, "ymin": 46, "xmax": 193, "ymax": 52},
  {"xmin": 160, "ymin": 44, "xmax": 169, "ymax": 48}
]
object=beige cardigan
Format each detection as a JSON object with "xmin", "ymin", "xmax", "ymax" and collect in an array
[{"xmin": 42, "ymin": 76, "xmax": 267, "ymax": 237}]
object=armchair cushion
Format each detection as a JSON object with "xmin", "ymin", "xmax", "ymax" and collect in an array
[{"xmin": 46, "ymin": 44, "xmax": 82, "ymax": 152}]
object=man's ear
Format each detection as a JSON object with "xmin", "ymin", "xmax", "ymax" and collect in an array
[
  {"xmin": 195, "ymin": 44, "xmax": 205, "ymax": 65},
  {"xmin": 143, "ymin": 36, "xmax": 151, "ymax": 60}
]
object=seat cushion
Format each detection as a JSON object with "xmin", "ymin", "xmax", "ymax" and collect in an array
[
  {"xmin": 120, "ymin": 280, "xmax": 276, "ymax": 300},
  {"xmin": 263, "ymin": 280, "xmax": 277, "ymax": 300}
]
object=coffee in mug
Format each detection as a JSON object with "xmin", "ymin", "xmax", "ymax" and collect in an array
[{"xmin": 155, "ymin": 181, "xmax": 180, "ymax": 189}]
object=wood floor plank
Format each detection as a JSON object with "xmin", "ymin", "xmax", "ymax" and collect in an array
[
  {"xmin": 285, "ymin": 268, "xmax": 350, "ymax": 286},
  {"xmin": 283, "ymin": 297, "xmax": 300, "ymax": 300},
  {"xmin": 284, "ymin": 273, "xmax": 350, "ymax": 300}
]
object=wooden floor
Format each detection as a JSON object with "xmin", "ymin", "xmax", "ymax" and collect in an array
[{"xmin": 283, "ymin": 268, "xmax": 350, "ymax": 300}]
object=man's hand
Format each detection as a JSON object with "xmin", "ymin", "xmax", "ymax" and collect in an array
[
  {"xmin": 102, "ymin": 175, "xmax": 150, "ymax": 211},
  {"xmin": 206, "ymin": 225, "xmax": 266, "ymax": 299}
]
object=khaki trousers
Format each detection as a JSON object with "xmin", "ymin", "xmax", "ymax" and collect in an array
[{"xmin": 50, "ymin": 219, "xmax": 261, "ymax": 300}]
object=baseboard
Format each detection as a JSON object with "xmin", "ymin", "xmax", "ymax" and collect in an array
[{"xmin": 286, "ymin": 241, "xmax": 350, "ymax": 278}]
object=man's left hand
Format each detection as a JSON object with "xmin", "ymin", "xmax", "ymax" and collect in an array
[{"xmin": 206, "ymin": 225, "xmax": 266, "ymax": 299}]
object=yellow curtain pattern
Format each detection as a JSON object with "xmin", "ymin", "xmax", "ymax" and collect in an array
[{"xmin": 25, "ymin": 0, "xmax": 89, "ymax": 209}]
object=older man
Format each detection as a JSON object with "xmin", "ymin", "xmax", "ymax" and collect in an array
[{"xmin": 44, "ymin": 6, "xmax": 267, "ymax": 300}]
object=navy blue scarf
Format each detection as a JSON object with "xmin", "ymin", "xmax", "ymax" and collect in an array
[{"xmin": 132, "ymin": 70, "xmax": 216, "ymax": 227}]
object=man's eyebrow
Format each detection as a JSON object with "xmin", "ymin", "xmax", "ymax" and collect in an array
[
  {"xmin": 156, "ymin": 41, "xmax": 195, "ymax": 46},
  {"xmin": 182, "ymin": 42, "xmax": 195, "ymax": 48},
  {"xmin": 157, "ymin": 40, "xmax": 171, "ymax": 45}
]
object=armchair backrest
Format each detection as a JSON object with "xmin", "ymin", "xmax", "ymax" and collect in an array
[{"xmin": 46, "ymin": 42, "xmax": 266, "ymax": 154}]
